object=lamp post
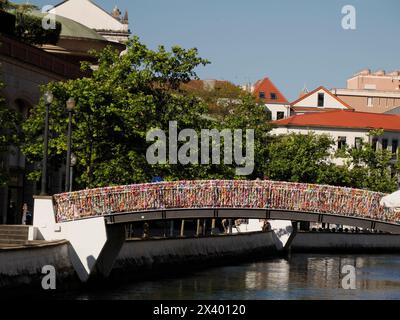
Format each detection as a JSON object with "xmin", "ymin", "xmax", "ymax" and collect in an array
[
  {"xmin": 65, "ymin": 97, "xmax": 75, "ymax": 192},
  {"xmin": 41, "ymin": 91, "xmax": 53, "ymax": 196},
  {"xmin": 69, "ymin": 153, "xmax": 77, "ymax": 192}
]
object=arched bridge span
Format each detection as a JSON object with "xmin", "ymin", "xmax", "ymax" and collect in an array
[{"xmin": 53, "ymin": 180, "xmax": 400, "ymax": 234}]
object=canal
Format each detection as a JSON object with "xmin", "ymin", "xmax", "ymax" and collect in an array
[{"xmin": 60, "ymin": 254, "xmax": 400, "ymax": 300}]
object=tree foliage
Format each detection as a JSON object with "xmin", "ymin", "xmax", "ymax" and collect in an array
[
  {"xmin": 24, "ymin": 37, "xmax": 264, "ymax": 188},
  {"xmin": 0, "ymin": 77, "xmax": 22, "ymax": 186},
  {"xmin": 19, "ymin": 35, "xmax": 400, "ymax": 193},
  {"xmin": 1, "ymin": 2, "xmax": 61, "ymax": 45},
  {"xmin": 342, "ymin": 140, "xmax": 399, "ymax": 193},
  {"xmin": 14, "ymin": 12, "xmax": 61, "ymax": 45},
  {"xmin": 221, "ymin": 95, "xmax": 272, "ymax": 179},
  {"xmin": 265, "ymin": 132, "xmax": 399, "ymax": 193},
  {"xmin": 265, "ymin": 132, "xmax": 334, "ymax": 183},
  {"xmin": 181, "ymin": 80, "xmax": 246, "ymax": 117}
]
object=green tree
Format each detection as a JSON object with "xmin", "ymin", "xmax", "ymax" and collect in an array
[
  {"xmin": 181, "ymin": 80, "xmax": 246, "ymax": 117},
  {"xmin": 221, "ymin": 95, "xmax": 272, "ymax": 179},
  {"xmin": 22, "ymin": 37, "xmax": 235, "ymax": 188},
  {"xmin": 1, "ymin": 2, "xmax": 61, "ymax": 45},
  {"xmin": 341, "ymin": 135, "xmax": 399, "ymax": 193},
  {"xmin": 0, "ymin": 78, "xmax": 22, "ymax": 186},
  {"xmin": 265, "ymin": 130, "xmax": 399, "ymax": 193},
  {"xmin": 265, "ymin": 132, "xmax": 336, "ymax": 183}
]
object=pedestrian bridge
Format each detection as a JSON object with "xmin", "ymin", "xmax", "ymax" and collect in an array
[
  {"xmin": 33, "ymin": 180, "xmax": 400, "ymax": 283},
  {"xmin": 52, "ymin": 180, "xmax": 399, "ymax": 233}
]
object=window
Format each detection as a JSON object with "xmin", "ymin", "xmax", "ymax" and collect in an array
[
  {"xmin": 367, "ymin": 97, "xmax": 373, "ymax": 107},
  {"xmin": 372, "ymin": 138, "xmax": 378, "ymax": 151},
  {"xmin": 354, "ymin": 137, "xmax": 363, "ymax": 149},
  {"xmin": 259, "ymin": 92, "xmax": 265, "ymax": 99},
  {"xmin": 382, "ymin": 139, "xmax": 388, "ymax": 150},
  {"xmin": 317, "ymin": 93, "xmax": 324, "ymax": 107},
  {"xmin": 338, "ymin": 136, "xmax": 347, "ymax": 150},
  {"xmin": 392, "ymin": 140, "xmax": 398, "ymax": 155},
  {"xmin": 270, "ymin": 93, "xmax": 277, "ymax": 100},
  {"xmin": 276, "ymin": 111, "xmax": 285, "ymax": 120}
]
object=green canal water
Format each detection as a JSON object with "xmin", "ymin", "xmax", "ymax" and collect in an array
[{"xmin": 63, "ymin": 254, "xmax": 400, "ymax": 300}]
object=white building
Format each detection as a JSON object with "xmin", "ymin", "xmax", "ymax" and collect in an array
[
  {"xmin": 247, "ymin": 77, "xmax": 291, "ymax": 121},
  {"xmin": 49, "ymin": 0, "xmax": 131, "ymax": 44},
  {"xmin": 272, "ymin": 110, "xmax": 400, "ymax": 164},
  {"xmin": 290, "ymin": 86, "xmax": 353, "ymax": 115}
]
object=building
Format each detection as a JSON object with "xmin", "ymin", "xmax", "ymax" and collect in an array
[
  {"xmin": 49, "ymin": 0, "xmax": 130, "ymax": 44},
  {"xmin": 31, "ymin": 11, "xmax": 126, "ymax": 64},
  {"xmin": 0, "ymin": 34, "xmax": 83, "ymax": 224},
  {"xmin": 290, "ymin": 86, "xmax": 353, "ymax": 115},
  {"xmin": 272, "ymin": 110, "xmax": 400, "ymax": 159},
  {"xmin": 347, "ymin": 69, "xmax": 400, "ymax": 91},
  {"xmin": 0, "ymin": 0, "xmax": 129, "ymax": 224},
  {"xmin": 332, "ymin": 69, "xmax": 400, "ymax": 114},
  {"xmin": 246, "ymin": 77, "xmax": 290, "ymax": 121},
  {"xmin": 34, "ymin": 11, "xmax": 125, "ymax": 64}
]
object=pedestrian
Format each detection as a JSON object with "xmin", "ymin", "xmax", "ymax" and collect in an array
[
  {"xmin": 21, "ymin": 203, "xmax": 27, "ymax": 225},
  {"xmin": 22, "ymin": 203, "xmax": 33, "ymax": 225}
]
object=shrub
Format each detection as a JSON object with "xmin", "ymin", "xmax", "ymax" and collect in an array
[{"xmin": 15, "ymin": 12, "xmax": 61, "ymax": 45}]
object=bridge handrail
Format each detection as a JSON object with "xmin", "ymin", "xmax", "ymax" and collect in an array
[{"xmin": 52, "ymin": 180, "xmax": 399, "ymax": 224}]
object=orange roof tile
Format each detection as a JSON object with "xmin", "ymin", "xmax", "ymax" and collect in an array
[
  {"xmin": 253, "ymin": 77, "xmax": 288, "ymax": 104},
  {"xmin": 273, "ymin": 110, "xmax": 400, "ymax": 132}
]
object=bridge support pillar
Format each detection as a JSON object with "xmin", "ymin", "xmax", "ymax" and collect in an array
[
  {"xmin": 33, "ymin": 196, "xmax": 125, "ymax": 282},
  {"xmin": 95, "ymin": 224, "xmax": 126, "ymax": 278},
  {"xmin": 269, "ymin": 220, "xmax": 295, "ymax": 251}
]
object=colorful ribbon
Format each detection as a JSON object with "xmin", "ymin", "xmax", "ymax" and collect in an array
[{"xmin": 52, "ymin": 180, "xmax": 399, "ymax": 225}]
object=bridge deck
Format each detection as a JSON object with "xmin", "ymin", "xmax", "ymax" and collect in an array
[{"xmin": 102, "ymin": 208, "xmax": 400, "ymax": 234}]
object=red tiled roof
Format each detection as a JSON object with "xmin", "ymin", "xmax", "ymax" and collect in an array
[
  {"xmin": 290, "ymin": 86, "xmax": 354, "ymax": 110},
  {"xmin": 253, "ymin": 77, "xmax": 288, "ymax": 104},
  {"xmin": 273, "ymin": 110, "xmax": 400, "ymax": 132}
]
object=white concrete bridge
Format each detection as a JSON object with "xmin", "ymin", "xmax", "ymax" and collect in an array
[{"xmin": 33, "ymin": 180, "xmax": 400, "ymax": 282}]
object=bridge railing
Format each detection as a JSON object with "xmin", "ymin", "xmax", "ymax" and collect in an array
[{"xmin": 52, "ymin": 180, "xmax": 399, "ymax": 224}]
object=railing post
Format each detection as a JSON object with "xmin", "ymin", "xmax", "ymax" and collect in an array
[
  {"xmin": 196, "ymin": 219, "xmax": 201, "ymax": 236},
  {"xmin": 180, "ymin": 219, "xmax": 185, "ymax": 237},
  {"xmin": 211, "ymin": 219, "xmax": 216, "ymax": 235}
]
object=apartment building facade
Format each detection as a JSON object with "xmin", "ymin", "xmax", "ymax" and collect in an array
[{"xmin": 332, "ymin": 69, "xmax": 400, "ymax": 113}]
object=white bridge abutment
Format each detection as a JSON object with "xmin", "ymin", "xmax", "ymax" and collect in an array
[{"xmin": 33, "ymin": 196, "xmax": 125, "ymax": 282}]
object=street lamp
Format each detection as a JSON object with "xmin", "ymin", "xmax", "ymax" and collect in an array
[
  {"xmin": 65, "ymin": 97, "xmax": 75, "ymax": 192},
  {"xmin": 41, "ymin": 91, "xmax": 53, "ymax": 195}
]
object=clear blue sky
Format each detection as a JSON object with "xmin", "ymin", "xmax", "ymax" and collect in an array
[{"xmin": 18, "ymin": 0, "xmax": 400, "ymax": 101}]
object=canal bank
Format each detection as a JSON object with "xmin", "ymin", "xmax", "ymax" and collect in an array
[
  {"xmin": 291, "ymin": 231, "xmax": 400, "ymax": 253},
  {"xmin": 109, "ymin": 231, "xmax": 280, "ymax": 282},
  {"xmin": 0, "ymin": 231, "xmax": 280, "ymax": 292},
  {"xmin": 2, "ymin": 229, "xmax": 400, "ymax": 293},
  {"xmin": 0, "ymin": 240, "xmax": 78, "ymax": 292}
]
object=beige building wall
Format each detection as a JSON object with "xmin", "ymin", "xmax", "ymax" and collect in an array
[
  {"xmin": 334, "ymin": 70, "xmax": 400, "ymax": 113},
  {"xmin": 347, "ymin": 69, "xmax": 400, "ymax": 91},
  {"xmin": 332, "ymin": 88, "xmax": 400, "ymax": 114},
  {"xmin": 334, "ymin": 93, "xmax": 400, "ymax": 113}
]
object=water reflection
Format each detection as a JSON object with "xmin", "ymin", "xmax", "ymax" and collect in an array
[{"xmin": 63, "ymin": 254, "xmax": 400, "ymax": 300}]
